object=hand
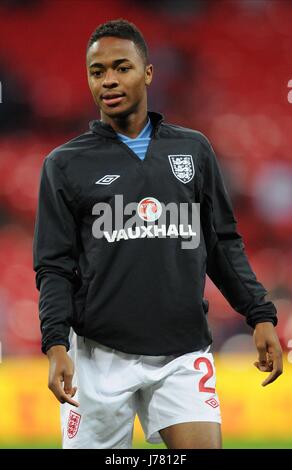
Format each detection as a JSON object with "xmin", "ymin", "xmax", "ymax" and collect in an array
[
  {"xmin": 253, "ymin": 322, "xmax": 283, "ymax": 386},
  {"xmin": 47, "ymin": 345, "xmax": 79, "ymax": 407}
]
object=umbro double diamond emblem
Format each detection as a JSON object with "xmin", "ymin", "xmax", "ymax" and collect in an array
[{"xmin": 95, "ymin": 175, "xmax": 120, "ymax": 185}]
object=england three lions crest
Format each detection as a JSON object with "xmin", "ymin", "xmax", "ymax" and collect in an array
[
  {"xmin": 67, "ymin": 410, "xmax": 81, "ymax": 439},
  {"xmin": 168, "ymin": 155, "xmax": 195, "ymax": 184}
]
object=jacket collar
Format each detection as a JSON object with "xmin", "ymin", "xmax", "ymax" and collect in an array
[{"xmin": 89, "ymin": 111, "xmax": 164, "ymax": 139}]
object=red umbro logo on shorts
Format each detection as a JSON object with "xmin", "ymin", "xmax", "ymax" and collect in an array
[
  {"xmin": 205, "ymin": 397, "xmax": 219, "ymax": 408},
  {"xmin": 67, "ymin": 410, "xmax": 81, "ymax": 439}
]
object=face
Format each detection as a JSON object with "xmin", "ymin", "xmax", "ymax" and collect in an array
[{"xmin": 86, "ymin": 36, "xmax": 153, "ymax": 119}]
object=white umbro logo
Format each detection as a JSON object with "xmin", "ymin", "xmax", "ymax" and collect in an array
[{"xmin": 95, "ymin": 175, "xmax": 120, "ymax": 185}]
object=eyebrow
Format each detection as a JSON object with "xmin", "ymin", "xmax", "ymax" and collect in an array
[{"xmin": 89, "ymin": 58, "xmax": 131, "ymax": 69}]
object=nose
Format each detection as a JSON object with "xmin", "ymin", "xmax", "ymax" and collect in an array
[{"xmin": 102, "ymin": 69, "xmax": 119, "ymax": 88}]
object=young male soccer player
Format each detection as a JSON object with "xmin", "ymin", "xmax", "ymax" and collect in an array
[{"xmin": 33, "ymin": 19, "xmax": 283, "ymax": 449}]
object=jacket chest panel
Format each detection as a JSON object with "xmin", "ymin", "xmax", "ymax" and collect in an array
[{"xmin": 69, "ymin": 141, "xmax": 201, "ymax": 216}]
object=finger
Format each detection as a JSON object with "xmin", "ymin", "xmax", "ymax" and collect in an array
[
  {"xmin": 59, "ymin": 380, "xmax": 79, "ymax": 406},
  {"xmin": 256, "ymin": 344, "xmax": 268, "ymax": 367},
  {"xmin": 262, "ymin": 368, "xmax": 282, "ymax": 386},
  {"xmin": 49, "ymin": 381, "xmax": 79, "ymax": 407},
  {"xmin": 59, "ymin": 392, "xmax": 80, "ymax": 407},
  {"xmin": 63, "ymin": 373, "xmax": 74, "ymax": 395},
  {"xmin": 262, "ymin": 355, "xmax": 283, "ymax": 387},
  {"xmin": 253, "ymin": 361, "xmax": 272, "ymax": 372},
  {"xmin": 70, "ymin": 386, "xmax": 78, "ymax": 398}
]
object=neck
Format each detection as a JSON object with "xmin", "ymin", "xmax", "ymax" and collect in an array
[{"xmin": 100, "ymin": 103, "xmax": 149, "ymax": 139}]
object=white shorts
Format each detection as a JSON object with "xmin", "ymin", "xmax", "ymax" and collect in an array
[{"xmin": 61, "ymin": 332, "xmax": 221, "ymax": 449}]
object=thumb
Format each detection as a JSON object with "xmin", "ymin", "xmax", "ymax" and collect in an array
[
  {"xmin": 254, "ymin": 360, "xmax": 268, "ymax": 371},
  {"xmin": 71, "ymin": 386, "xmax": 78, "ymax": 398},
  {"xmin": 255, "ymin": 345, "xmax": 269, "ymax": 371},
  {"xmin": 64, "ymin": 373, "xmax": 74, "ymax": 395}
]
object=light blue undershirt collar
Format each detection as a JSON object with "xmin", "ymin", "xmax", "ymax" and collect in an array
[{"xmin": 116, "ymin": 118, "xmax": 153, "ymax": 160}]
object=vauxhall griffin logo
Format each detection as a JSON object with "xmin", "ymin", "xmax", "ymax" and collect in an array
[
  {"xmin": 137, "ymin": 197, "xmax": 162, "ymax": 222},
  {"xmin": 168, "ymin": 155, "xmax": 195, "ymax": 184}
]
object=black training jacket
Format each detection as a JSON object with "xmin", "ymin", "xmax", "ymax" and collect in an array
[{"xmin": 33, "ymin": 111, "xmax": 277, "ymax": 355}]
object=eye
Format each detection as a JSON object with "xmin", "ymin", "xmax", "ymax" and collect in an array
[
  {"xmin": 91, "ymin": 70, "xmax": 102, "ymax": 77},
  {"xmin": 119, "ymin": 66, "xmax": 130, "ymax": 73}
]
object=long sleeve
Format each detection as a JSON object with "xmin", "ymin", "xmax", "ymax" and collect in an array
[
  {"xmin": 33, "ymin": 157, "xmax": 81, "ymax": 353},
  {"xmin": 200, "ymin": 140, "xmax": 277, "ymax": 328}
]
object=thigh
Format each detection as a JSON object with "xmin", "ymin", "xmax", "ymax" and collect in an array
[
  {"xmin": 61, "ymin": 393, "xmax": 136, "ymax": 449},
  {"xmin": 61, "ymin": 335, "xmax": 139, "ymax": 449},
  {"xmin": 138, "ymin": 350, "xmax": 222, "ymax": 446},
  {"xmin": 159, "ymin": 421, "xmax": 222, "ymax": 449}
]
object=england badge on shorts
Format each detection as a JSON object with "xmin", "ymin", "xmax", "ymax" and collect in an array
[
  {"xmin": 168, "ymin": 154, "xmax": 195, "ymax": 184},
  {"xmin": 67, "ymin": 410, "xmax": 81, "ymax": 439}
]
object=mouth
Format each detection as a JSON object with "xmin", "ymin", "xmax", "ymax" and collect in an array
[{"xmin": 101, "ymin": 93, "xmax": 125, "ymax": 106}]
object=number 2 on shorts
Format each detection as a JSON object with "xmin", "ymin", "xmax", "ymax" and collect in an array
[{"xmin": 193, "ymin": 357, "xmax": 215, "ymax": 393}]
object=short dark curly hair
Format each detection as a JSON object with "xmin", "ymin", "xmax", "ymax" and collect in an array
[{"xmin": 87, "ymin": 19, "xmax": 149, "ymax": 65}]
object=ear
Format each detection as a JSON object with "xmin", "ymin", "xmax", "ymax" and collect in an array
[{"xmin": 145, "ymin": 64, "xmax": 153, "ymax": 87}]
